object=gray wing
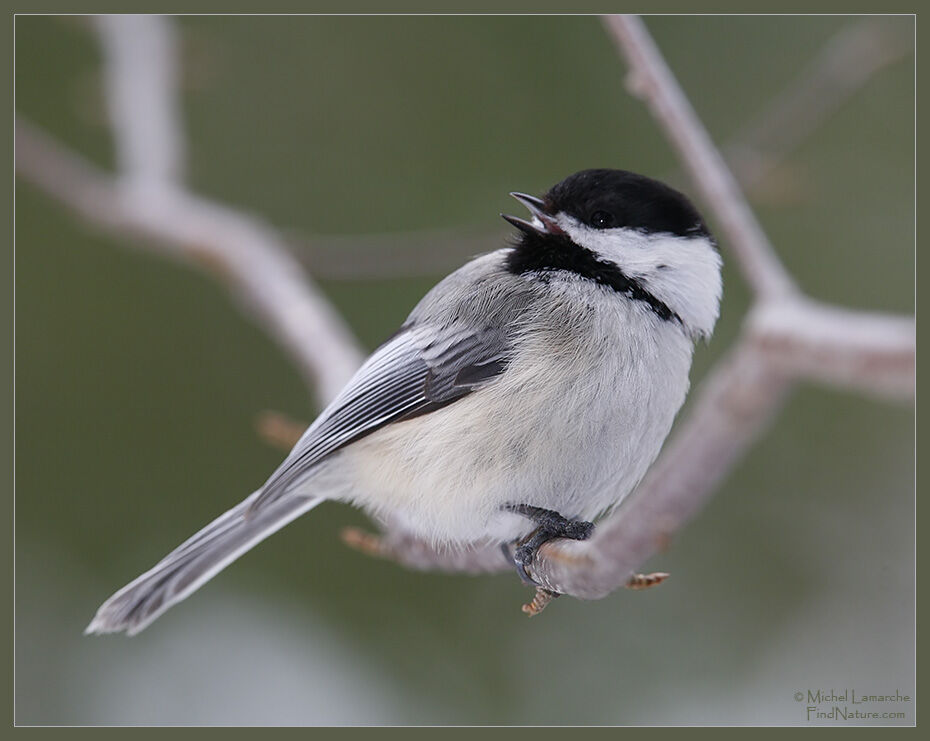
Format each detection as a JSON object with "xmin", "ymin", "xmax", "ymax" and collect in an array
[{"xmin": 248, "ymin": 323, "xmax": 510, "ymax": 512}]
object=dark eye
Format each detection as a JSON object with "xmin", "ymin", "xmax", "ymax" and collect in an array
[{"xmin": 590, "ymin": 210, "xmax": 615, "ymax": 229}]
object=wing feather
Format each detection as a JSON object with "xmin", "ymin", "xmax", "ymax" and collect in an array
[{"xmin": 248, "ymin": 325, "xmax": 509, "ymax": 511}]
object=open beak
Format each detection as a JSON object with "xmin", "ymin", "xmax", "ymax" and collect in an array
[{"xmin": 501, "ymin": 192, "xmax": 565, "ymax": 236}]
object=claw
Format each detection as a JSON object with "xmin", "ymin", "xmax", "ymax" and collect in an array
[
  {"xmin": 503, "ymin": 504, "xmax": 595, "ymax": 586},
  {"xmin": 512, "ymin": 544, "xmax": 538, "ymax": 585}
]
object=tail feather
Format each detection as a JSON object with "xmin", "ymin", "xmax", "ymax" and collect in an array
[{"xmin": 85, "ymin": 492, "xmax": 323, "ymax": 636}]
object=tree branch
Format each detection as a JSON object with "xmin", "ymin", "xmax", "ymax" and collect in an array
[
  {"xmin": 749, "ymin": 299, "xmax": 914, "ymax": 401},
  {"xmin": 94, "ymin": 15, "xmax": 186, "ymax": 188},
  {"xmin": 17, "ymin": 15, "xmax": 363, "ymax": 405},
  {"xmin": 138, "ymin": 18, "xmax": 910, "ymax": 284},
  {"xmin": 16, "ymin": 16, "xmax": 915, "ymax": 610},
  {"xmin": 15, "ymin": 118, "xmax": 363, "ymax": 405},
  {"xmin": 337, "ymin": 15, "xmax": 915, "ymax": 604},
  {"xmin": 601, "ymin": 15, "xmax": 798, "ymax": 301}
]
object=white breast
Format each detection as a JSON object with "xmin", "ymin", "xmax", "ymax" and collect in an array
[{"xmin": 335, "ymin": 280, "xmax": 696, "ymax": 546}]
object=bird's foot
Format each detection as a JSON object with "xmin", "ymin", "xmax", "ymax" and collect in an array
[{"xmin": 503, "ymin": 504, "xmax": 594, "ymax": 586}]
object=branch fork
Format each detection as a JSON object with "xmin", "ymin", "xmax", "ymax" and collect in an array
[{"xmin": 15, "ymin": 15, "xmax": 913, "ymax": 614}]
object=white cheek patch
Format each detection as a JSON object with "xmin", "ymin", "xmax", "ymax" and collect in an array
[{"xmin": 555, "ymin": 215, "xmax": 723, "ymax": 339}]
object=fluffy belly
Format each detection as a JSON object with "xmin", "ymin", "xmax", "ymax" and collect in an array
[{"xmin": 335, "ymin": 333, "xmax": 691, "ymax": 545}]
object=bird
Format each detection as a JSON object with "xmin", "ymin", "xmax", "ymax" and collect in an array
[{"xmin": 86, "ymin": 168, "xmax": 722, "ymax": 635}]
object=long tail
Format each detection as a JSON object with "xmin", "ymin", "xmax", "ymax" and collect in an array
[{"xmin": 85, "ymin": 491, "xmax": 323, "ymax": 636}]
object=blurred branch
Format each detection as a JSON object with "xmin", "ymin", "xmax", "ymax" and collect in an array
[
  {"xmin": 256, "ymin": 410, "xmax": 307, "ymax": 451},
  {"xmin": 16, "ymin": 16, "xmax": 915, "ymax": 611},
  {"xmin": 601, "ymin": 15, "xmax": 797, "ymax": 300},
  {"xmin": 290, "ymin": 17, "xmax": 911, "ymax": 281},
  {"xmin": 16, "ymin": 16, "xmax": 363, "ymax": 405},
  {"xmin": 344, "ymin": 15, "xmax": 915, "ymax": 606},
  {"xmin": 725, "ymin": 17, "xmax": 913, "ymax": 192},
  {"xmin": 748, "ymin": 299, "xmax": 914, "ymax": 401},
  {"xmin": 343, "ymin": 298, "xmax": 914, "ymax": 598},
  {"xmin": 94, "ymin": 15, "xmax": 186, "ymax": 187},
  {"xmin": 291, "ymin": 226, "xmax": 498, "ymax": 280},
  {"xmin": 15, "ymin": 118, "xmax": 363, "ymax": 405}
]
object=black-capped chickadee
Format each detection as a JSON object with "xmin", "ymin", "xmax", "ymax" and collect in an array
[{"xmin": 87, "ymin": 169, "xmax": 722, "ymax": 635}]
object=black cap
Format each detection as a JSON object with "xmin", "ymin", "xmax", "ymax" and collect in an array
[{"xmin": 542, "ymin": 169, "xmax": 710, "ymax": 239}]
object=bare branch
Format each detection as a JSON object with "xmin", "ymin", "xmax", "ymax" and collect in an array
[
  {"xmin": 93, "ymin": 15, "xmax": 186, "ymax": 188},
  {"xmin": 17, "ymin": 16, "xmax": 914, "ymax": 610},
  {"xmin": 341, "ymin": 15, "xmax": 914, "ymax": 603},
  {"xmin": 601, "ymin": 15, "xmax": 797, "ymax": 300},
  {"xmin": 341, "ymin": 526, "xmax": 511, "ymax": 575},
  {"xmin": 15, "ymin": 118, "xmax": 363, "ymax": 405},
  {"xmin": 237, "ymin": 18, "xmax": 915, "ymax": 284},
  {"xmin": 336, "ymin": 295, "xmax": 914, "ymax": 596},
  {"xmin": 342, "ymin": 338, "xmax": 794, "ymax": 597},
  {"xmin": 218, "ymin": 18, "xmax": 911, "ymax": 285},
  {"xmin": 293, "ymin": 226, "xmax": 495, "ymax": 280},
  {"xmin": 749, "ymin": 299, "xmax": 915, "ymax": 402},
  {"xmin": 17, "ymin": 15, "xmax": 363, "ymax": 405},
  {"xmin": 528, "ymin": 340, "xmax": 794, "ymax": 597}
]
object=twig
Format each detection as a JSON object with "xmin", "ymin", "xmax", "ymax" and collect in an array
[
  {"xmin": 256, "ymin": 410, "xmax": 307, "ymax": 451},
  {"xmin": 626, "ymin": 572, "xmax": 670, "ymax": 591},
  {"xmin": 725, "ymin": 17, "xmax": 913, "ymax": 191},
  {"xmin": 522, "ymin": 588, "xmax": 558, "ymax": 617},
  {"xmin": 292, "ymin": 226, "xmax": 496, "ymax": 280},
  {"xmin": 340, "ymin": 527, "xmax": 511, "ymax": 575}
]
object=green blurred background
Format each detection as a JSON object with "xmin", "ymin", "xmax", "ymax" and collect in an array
[{"xmin": 15, "ymin": 15, "xmax": 914, "ymax": 725}]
